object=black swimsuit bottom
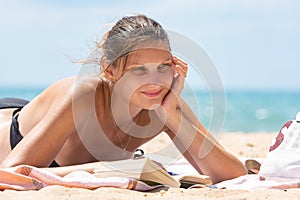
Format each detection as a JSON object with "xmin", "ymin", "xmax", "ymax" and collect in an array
[{"xmin": 0, "ymin": 98, "xmax": 59, "ymax": 167}]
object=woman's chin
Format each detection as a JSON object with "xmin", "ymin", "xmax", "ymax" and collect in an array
[
  {"xmin": 131, "ymin": 96, "xmax": 165, "ymax": 110},
  {"xmin": 147, "ymin": 104, "xmax": 161, "ymax": 110},
  {"xmin": 137, "ymin": 102, "xmax": 162, "ymax": 110}
]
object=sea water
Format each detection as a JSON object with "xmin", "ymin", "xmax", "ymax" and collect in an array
[
  {"xmin": 0, "ymin": 87, "xmax": 299, "ymax": 133},
  {"xmin": 182, "ymin": 89, "xmax": 300, "ymax": 133}
]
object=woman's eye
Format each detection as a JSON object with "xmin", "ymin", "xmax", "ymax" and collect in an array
[
  {"xmin": 131, "ymin": 66, "xmax": 148, "ymax": 75},
  {"xmin": 157, "ymin": 64, "xmax": 171, "ymax": 73}
]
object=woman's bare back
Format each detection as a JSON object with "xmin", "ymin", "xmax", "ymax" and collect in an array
[{"xmin": 0, "ymin": 76, "xmax": 162, "ymax": 167}]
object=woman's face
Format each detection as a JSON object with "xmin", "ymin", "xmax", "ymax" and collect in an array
[{"xmin": 114, "ymin": 48, "xmax": 174, "ymax": 110}]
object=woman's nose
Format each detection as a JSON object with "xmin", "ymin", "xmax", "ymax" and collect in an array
[
  {"xmin": 145, "ymin": 64, "xmax": 164, "ymax": 82},
  {"xmin": 146, "ymin": 71, "xmax": 163, "ymax": 84}
]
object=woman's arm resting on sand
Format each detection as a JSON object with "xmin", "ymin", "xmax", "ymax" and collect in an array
[
  {"xmin": 40, "ymin": 162, "xmax": 101, "ymax": 177},
  {"xmin": 165, "ymin": 108, "xmax": 247, "ymax": 183}
]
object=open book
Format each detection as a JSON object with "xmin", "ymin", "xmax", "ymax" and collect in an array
[{"xmin": 93, "ymin": 157, "xmax": 212, "ymax": 188}]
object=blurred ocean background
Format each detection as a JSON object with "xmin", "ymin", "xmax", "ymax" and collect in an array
[
  {"xmin": 0, "ymin": 87, "xmax": 299, "ymax": 133},
  {"xmin": 1, "ymin": 1, "xmax": 299, "ymax": 134},
  {"xmin": 183, "ymin": 89, "xmax": 300, "ymax": 133}
]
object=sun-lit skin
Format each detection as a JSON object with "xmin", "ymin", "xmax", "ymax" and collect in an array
[
  {"xmin": 102, "ymin": 48, "xmax": 247, "ymax": 183},
  {"xmin": 0, "ymin": 15, "xmax": 247, "ymax": 184},
  {"xmin": 105, "ymin": 47, "xmax": 175, "ymax": 117},
  {"xmin": 123, "ymin": 49, "xmax": 174, "ymax": 110}
]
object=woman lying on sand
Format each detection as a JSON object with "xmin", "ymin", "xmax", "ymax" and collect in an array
[{"xmin": 0, "ymin": 14, "xmax": 247, "ymax": 183}]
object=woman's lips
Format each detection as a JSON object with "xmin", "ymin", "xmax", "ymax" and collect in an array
[{"xmin": 141, "ymin": 89, "xmax": 163, "ymax": 98}]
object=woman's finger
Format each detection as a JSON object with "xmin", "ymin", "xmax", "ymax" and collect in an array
[
  {"xmin": 173, "ymin": 56, "xmax": 187, "ymax": 65},
  {"xmin": 170, "ymin": 66, "xmax": 185, "ymax": 96},
  {"xmin": 172, "ymin": 56, "xmax": 188, "ymax": 77},
  {"xmin": 172, "ymin": 65, "xmax": 187, "ymax": 77}
]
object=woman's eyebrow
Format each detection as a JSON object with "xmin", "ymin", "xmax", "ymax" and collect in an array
[
  {"xmin": 131, "ymin": 59, "xmax": 172, "ymax": 65},
  {"xmin": 161, "ymin": 59, "xmax": 172, "ymax": 64}
]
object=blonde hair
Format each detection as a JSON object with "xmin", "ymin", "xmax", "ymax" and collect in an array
[{"xmin": 81, "ymin": 14, "xmax": 170, "ymax": 80}]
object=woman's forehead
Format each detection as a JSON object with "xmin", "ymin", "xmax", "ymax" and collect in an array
[{"xmin": 126, "ymin": 48, "xmax": 172, "ymax": 65}]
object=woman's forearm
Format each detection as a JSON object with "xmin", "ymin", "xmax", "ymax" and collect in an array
[
  {"xmin": 166, "ymin": 112, "xmax": 247, "ymax": 183},
  {"xmin": 41, "ymin": 162, "xmax": 101, "ymax": 177}
]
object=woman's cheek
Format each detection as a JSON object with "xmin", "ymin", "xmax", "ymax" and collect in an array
[{"xmin": 163, "ymin": 72, "xmax": 174, "ymax": 90}]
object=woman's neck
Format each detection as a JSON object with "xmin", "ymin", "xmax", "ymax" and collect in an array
[{"xmin": 109, "ymin": 84, "xmax": 143, "ymax": 126}]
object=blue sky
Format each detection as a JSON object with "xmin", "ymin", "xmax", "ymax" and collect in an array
[{"xmin": 0, "ymin": 0, "xmax": 299, "ymax": 90}]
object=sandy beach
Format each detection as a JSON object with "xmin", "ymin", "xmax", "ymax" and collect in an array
[{"xmin": 1, "ymin": 132, "xmax": 299, "ymax": 200}]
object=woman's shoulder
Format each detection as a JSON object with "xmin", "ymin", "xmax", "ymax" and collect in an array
[
  {"xmin": 70, "ymin": 75, "xmax": 112, "ymax": 99},
  {"xmin": 37, "ymin": 76, "xmax": 76, "ymax": 100},
  {"xmin": 17, "ymin": 77, "xmax": 77, "ymax": 131},
  {"xmin": 50, "ymin": 76, "xmax": 77, "ymax": 91},
  {"xmin": 33, "ymin": 76, "xmax": 111, "ymax": 113},
  {"xmin": 44, "ymin": 76, "xmax": 109, "ymax": 97},
  {"xmin": 29, "ymin": 77, "xmax": 75, "ymax": 108}
]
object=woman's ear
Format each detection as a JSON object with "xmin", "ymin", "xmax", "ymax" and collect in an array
[
  {"xmin": 104, "ymin": 65, "xmax": 116, "ymax": 82},
  {"xmin": 101, "ymin": 56, "xmax": 116, "ymax": 82}
]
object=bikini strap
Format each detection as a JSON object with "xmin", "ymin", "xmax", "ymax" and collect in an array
[{"xmin": 10, "ymin": 108, "xmax": 24, "ymax": 149}]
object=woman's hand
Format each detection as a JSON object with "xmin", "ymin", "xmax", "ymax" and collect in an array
[
  {"xmin": 170, "ymin": 56, "xmax": 188, "ymax": 96},
  {"xmin": 155, "ymin": 56, "xmax": 188, "ymax": 131}
]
